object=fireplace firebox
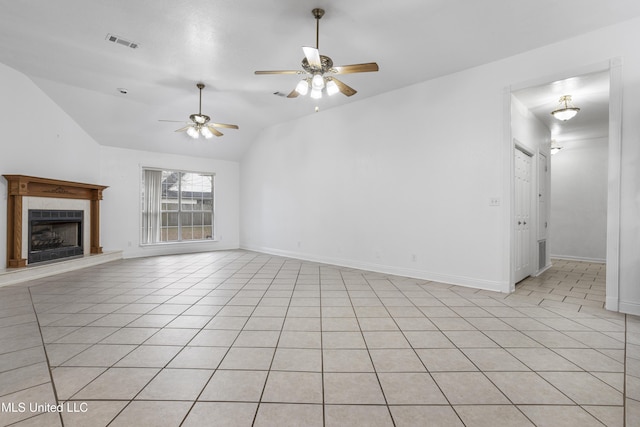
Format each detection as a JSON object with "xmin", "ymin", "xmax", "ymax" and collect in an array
[{"xmin": 28, "ymin": 210, "xmax": 83, "ymax": 264}]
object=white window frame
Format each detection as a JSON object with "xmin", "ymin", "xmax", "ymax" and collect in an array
[{"xmin": 140, "ymin": 167, "xmax": 216, "ymax": 245}]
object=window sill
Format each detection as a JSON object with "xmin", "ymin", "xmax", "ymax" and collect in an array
[{"xmin": 140, "ymin": 239, "xmax": 220, "ymax": 247}]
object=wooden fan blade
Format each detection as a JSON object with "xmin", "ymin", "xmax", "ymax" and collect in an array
[
  {"xmin": 332, "ymin": 62, "xmax": 379, "ymax": 74},
  {"xmin": 287, "ymin": 89, "xmax": 300, "ymax": 98},
  {"xmin": 255, "ymin": 70, "xmax": 303, "ymax": 75},
  {"xmin": 174, "ymin": 125, "xmax": 192, "ymax": 132},
  {"xmin": 331, "ymin": 78, "xmax": 357, "ymax": 97},
  {"xmin": 211, "ymin": 122, "xmax": 239, "ymax": 129},
  {"xmin": 207, "ymin": 126, "xmax": 223, "ymax": 137},
  {"xmin": 302, "ymin": 46, "xmax": 322, "ymax": 69}
]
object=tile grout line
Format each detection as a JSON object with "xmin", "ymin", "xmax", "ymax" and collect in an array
[
  {"xmin": 28, "ymin": 286, "xmax": 65, "ymax": 427},
  {"xmin": 250, "ymin": 255, "xmax": 298, "ymax": 426},
  {"xmin": 343, "ymin": 270, "xmax": 397, "ymax": 426}
]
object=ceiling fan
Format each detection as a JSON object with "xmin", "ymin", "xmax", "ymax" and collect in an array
[
  {"xmin": 254, "ymin": 8, "xmax": 379, "ymax": 99},
  {"xmin": 159, "ymin": 83, "xmax": 238, "ymax": 139}
]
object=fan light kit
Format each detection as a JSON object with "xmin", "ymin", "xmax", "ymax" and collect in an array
[
  {"xmin": 255, "ymin": 8, "xmax": 379, "ymax": 100},
  {"xmin": 159, "ymin": 83, "xmax": 239, "ymax": 139},
  {"xmin": 551, "ymin": 95, "xmax": 580, "ymax": 121}
]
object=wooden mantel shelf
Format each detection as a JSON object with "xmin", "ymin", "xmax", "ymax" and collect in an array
[{"xmin": 3, "ymin": 175, "xmax": 108, "ymax": 268}]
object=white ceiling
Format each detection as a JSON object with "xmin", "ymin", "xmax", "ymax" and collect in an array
[
  {"xmin": 1, "ymin": 0, "xmax": 637, "ymax": 161},
  {"xmin": 513, "ymin": 71, "xmax": 610, "ymax": 143}
]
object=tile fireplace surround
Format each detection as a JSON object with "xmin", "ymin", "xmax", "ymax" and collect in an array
[{"xmin": 3, "ymin": 175, "xmax": 108, "ymax": 269}]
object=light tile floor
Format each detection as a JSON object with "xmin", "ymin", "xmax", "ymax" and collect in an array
[
  {"xmin": 0, "ymin": 251, "xmax": 637, "ymax": 426},
  {"xmin": 513, "ymin": 259, "xmax": 607, "ymax": 312}
]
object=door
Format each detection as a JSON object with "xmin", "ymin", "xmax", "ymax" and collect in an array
[{"xmin": 514, "ymin": 147, "xmax": 533, "ymax": 283}]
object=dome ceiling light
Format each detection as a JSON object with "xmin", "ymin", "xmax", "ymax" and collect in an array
[{"xmin": 551, "ymin": 95, "xmax": 580, "ymax": 121}]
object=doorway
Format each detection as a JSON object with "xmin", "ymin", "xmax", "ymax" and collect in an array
[{"xmin": 507, "ymin": 60, "xmax": 622, "ymax": 311}]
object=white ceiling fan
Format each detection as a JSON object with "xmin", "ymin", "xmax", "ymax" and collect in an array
[
  {"xmin": 254, "ymin": 8, "xmax": 379, "ymax": 99},
  {"xmin": 160, "ymin": 83, "xmax": 239, "ymax": 139}
]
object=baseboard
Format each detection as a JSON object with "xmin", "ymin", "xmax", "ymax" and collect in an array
[
  {"xmin": 0, "ymin": 251, "xmax": 123, "ymax": 287},
  {"xmin": 549, "ymin": 254, "xmax": 606, "ymax": 263},
  {"xmin": 605, "ymin": 296, "xmax": 619, "ymax": 312},
  {"xmin": 240, "ymin": 245, "xmax": 509, "ymax": 293},
  {"xmin": 123, "ymin": 243, "xmax": 239, "ymax": 259},
  {"xmin": 619, "ymin": 300, "xmax": 640, "ymax": 316},
  {"xmin": 534, "ymin": 263, "xmax": 553, "ymax": 276}
]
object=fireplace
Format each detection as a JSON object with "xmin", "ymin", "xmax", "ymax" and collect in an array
[
  {"xmin": 3, "ymin": 175, "xmax": 108, "ymax": 268},
  {"xmin": 28, "ymin": 210, "xmax": 84, "ymax": 264}
]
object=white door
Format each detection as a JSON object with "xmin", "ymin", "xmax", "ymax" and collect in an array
[{"xmin": 514, "ymin": 147, "xmax": 533, "ymax": 283}]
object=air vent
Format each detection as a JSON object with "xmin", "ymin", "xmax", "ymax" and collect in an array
[{"xmin": 105, "ymin": 34, "xmax": 139, "ymax": 49}]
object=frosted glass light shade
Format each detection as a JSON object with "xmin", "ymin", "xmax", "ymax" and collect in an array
[
  {"xmin": 310, "ymin": 88, "xmax": 322, "ymax": 99},
  {"xmin": 551, "ymin": 95, "xmax": 580, "ymax": 121},
  {"xmin": 201, "ymin": 126, "xmax": 213, "ymax": 139},
  {"xmin": 551, "ymin": 108, "xmax": 579, "ymax": 121},
  {"xmin": 295, "ymin": 79, "xmax": 309, "ymax": 95},
  {"xmin": 326, "ymin": 79, "xmax": 339, "ymax": 96},
  {"xmin": 311, "ymin": 74, "xmax": 324, "ymax": 90},
  {"xmin": 186, "ymin": 126, "xmax": 199, "ymax": 138}
]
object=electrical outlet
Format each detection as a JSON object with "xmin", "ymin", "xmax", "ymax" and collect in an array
[{"xmin": 489, "ymin": 198, "xmax": 500, "ymax": 206}]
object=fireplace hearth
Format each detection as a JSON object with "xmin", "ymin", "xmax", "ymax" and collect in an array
[{"xmin": 28, "ymin": 210, "xmax": 83, "ymax": 264}]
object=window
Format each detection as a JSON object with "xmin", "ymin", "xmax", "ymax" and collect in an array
[{"xmin": 141, "ymin": 169, "xmax": 214, "ymax": 244}]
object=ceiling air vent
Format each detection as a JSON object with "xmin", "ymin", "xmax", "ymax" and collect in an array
[{"xmin": 105, "ymin": 34, "xmax": 139, "ymax": 49}]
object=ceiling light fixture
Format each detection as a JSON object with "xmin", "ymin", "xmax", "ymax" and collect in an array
[
  {"xmin": 550, "ymin": 139, "xmax": 563, "ymax": 155},
  {"xmin": 158, "ymin": 83, "xmax": 239, "ymax": 139},
  {"xmin": 255, "ymin": 8, "xmax": 379, "ymax": 101},
  {"xmin": 551, "ymin": 95, "xmax": 580, "ymax": 121}
]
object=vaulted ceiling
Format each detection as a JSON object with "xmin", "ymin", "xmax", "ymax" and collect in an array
[{"xmin": 2, "ymin": 0, "xmax": 639, "ymax": 160}]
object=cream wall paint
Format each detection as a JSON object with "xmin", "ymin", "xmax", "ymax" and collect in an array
[
  {"xmin": 549, "ymin": 138, "xmax": 608, "ymax": 262},
  {"xmin": 240, "ymin": 16, "xmax": 640, "ymax": 311},
  {"xmin": 0, "ymin": 62, "xmax": 102, "ymax": 270},
  {"xmin": 99, "ymin": 146, "xmax": 240, "ymax": 258}
]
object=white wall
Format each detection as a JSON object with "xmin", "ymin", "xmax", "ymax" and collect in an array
[
  {"xmin": 241, "ymin": 67, "xmax": 509, "ymax": 292},
  {"xmin": 0, "ymin": 62, "xmax": 240, "ymax": 270},
  {"xmin": 549, "ymin": 137, "xmax": 608, "ymax": 262},
  {"xmin": 240, "ymin": 16, "xmax": 640, "ymax": 308},
  {"xmin": 99, "ymin": 146, "xmax": 240, "ymax": 258},
  {"xmin": 511, "ymin": 96, "xmax": 551, "ymax": 157},
  {"xmin": 0, "ymin": 62, "xmax": 102, "ymax": 270}
]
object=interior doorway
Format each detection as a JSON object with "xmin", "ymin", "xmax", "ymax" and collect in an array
[{"xmin": 507, "ymin": 59, "xmax": 622, "ymax": 311}]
